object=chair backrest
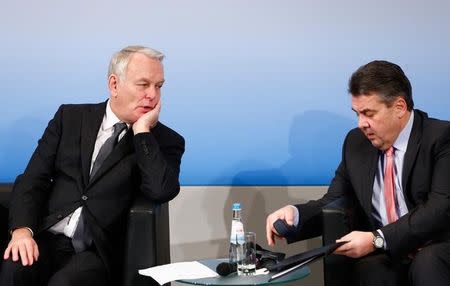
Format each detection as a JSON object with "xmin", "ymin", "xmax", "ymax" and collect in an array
[{"xmin": 0, "ymin": 185, "xmax": 11, "ymax": 253}]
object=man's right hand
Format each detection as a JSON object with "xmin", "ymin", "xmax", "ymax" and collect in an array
[
  {"xmin": 3, "ymin": 228, "xmax": 39, "ymax": 266},
  {"xmin": 265, "ymin": 205, "xmax": 298, "ymax": 246},
  {"xmin": 132, "ymin": 100, "xmax": 161, "ymax": 134}
]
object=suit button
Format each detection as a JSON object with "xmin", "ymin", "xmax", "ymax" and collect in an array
[
  {"xmin": 81, "ymin": 195, "xmax": 88, "ymax": 201},
  {"xmin": 57, "ymin": 214, "xmax": 63, "ymax": 219},
  {"xmin": 141, "ymin": 142, "xmax": 150, "ymax": 155}
]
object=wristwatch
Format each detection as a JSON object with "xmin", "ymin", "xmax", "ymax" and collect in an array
[{"xmin": 372, "ymin": 231, "xmax": 384, "ymax": 249}]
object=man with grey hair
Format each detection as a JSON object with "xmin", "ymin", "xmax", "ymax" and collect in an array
[{"xmin": 0, "ymin": 45, "xmax": 185, "ymax": 286}]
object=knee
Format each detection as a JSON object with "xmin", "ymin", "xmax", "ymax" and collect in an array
[
  {"xmin": 409, "ymin": 245, "xmax": 450, "ymax": 283},
  {"xmin": 353, "ymin": 254, "xmax": 397, "ymax": 285},
  {"xmin": 1, "ymin": 259, "xmax": 34, "ymax": 274},
  {"xmin": 411, "ymin": 247, "xmax": 442, "ymax": 272},
  {"xmin": 0, "ymin": 259, "xmax": 38, "ymax": 284},
  {"xmin": 47, "ymin": 271, "xmax": 108, "ymax": 286},
  {"xmin": 47, "ymin": 272, "xmax": 73, "ymax": 286}
]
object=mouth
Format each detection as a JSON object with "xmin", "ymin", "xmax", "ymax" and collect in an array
[
  {"xmin": 366, "ymin": 133, "xmax": 377, "ymax": 140},
  {"xmin": 138, "ymin": 106, "xmax": 153, "ymax": 112}
]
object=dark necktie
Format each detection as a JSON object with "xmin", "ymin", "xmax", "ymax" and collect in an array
[
  {"xmin": 90, "ymin": 122, "xmax": 128, "ymax": 178},
  {"xmin": 72, "ymin": 122, "xmax": 127, "ymax": 252}
]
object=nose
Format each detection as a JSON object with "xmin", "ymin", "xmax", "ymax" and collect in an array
[
  {"xmin": 358, "ymin": 116, "xmax": 369, "ymax": 129},
  {"xmin": 144, "ymin": 85, "xmax": 158, "ymax": 100}
]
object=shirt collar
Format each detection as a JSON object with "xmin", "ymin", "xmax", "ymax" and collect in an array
[
  {"xmin": 103, "ymin": 100, "xmax": 125, "ymax": 131},
  {"xmin": 393, "ymin": 110, "xmax": 414, "ymax": 153}
]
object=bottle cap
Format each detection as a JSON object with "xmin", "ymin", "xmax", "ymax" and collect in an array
[{"xmin": 232, "ymin": 203, "xmax": 241, "ymax": 210}]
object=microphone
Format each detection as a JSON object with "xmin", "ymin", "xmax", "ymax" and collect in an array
[
  {"xmin": 273, "ymin": 219, "xmax": 297, "ymax": 237},
  {"xmin": 216, "ymin": 261, "xmax": 237, "ymax": 276}
]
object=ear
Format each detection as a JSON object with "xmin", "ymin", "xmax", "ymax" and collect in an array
[
  {"xmin": 393, "ymin": 97, "xmax": 408, "ymax": 118},
  {"xmin": 108, "ymin": 74, "xmax": 119, "ymax": 97}
]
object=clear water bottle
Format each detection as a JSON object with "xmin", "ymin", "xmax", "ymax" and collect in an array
[{"xmin": 229, "ymin": 203, "xmax": 245, "ymax": 264}]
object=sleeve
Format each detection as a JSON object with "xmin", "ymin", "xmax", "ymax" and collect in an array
[
  {"xmin": 132, "ymin": 128, "xmax": 185, "ymax": 203},
  {"xmin": 9, "ymin": 105, "xmax": 64, "ymax": 232}
]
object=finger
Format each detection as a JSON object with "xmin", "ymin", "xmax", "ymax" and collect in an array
[
  {"xmin": 18, "ymin": 244, "xmax": 29, "ymax": 266},
  {"xmin": 155, "ymin": 99, "xmax": 162, "ymax": 111},
  {"xmin": 34, "ymin": 244, "xmax": 39, "ymax": 261},
  {"xmin": 3, "ymin": 244, "xmax": 12, "ymax": 260},
  {"xmin": 334, "ymin": 245, "xmax": 352, "ymax": 255},
  {"xmin": 284, "ymin": 216, "xmax": 293, "ymax": 226},
  {"xmin": 147, "ymin": 100, "xmax": 161, "ymax": 117},
  {"xmin": 11, "ymin": 244, "xmax": 19, "ymax": 262},
  {"xmin": 334, "ymin": 246, "xmax": 346, "ymax": 254},
  {"xmin": 25, "ymin": 241, "xmax": 35, "ymax": 265},
  {"xmin": 335, "ymin": 240, "xmax": 353, "ymax": 253},
  {"xmin": 266, "ymin": 218, "xmax": 276, "ymax": 246},
  {"xmin": 284, "ymin": 207, "xmax": 295, "ymax": 225},
  {"xmin": 333, "ymin": 249, "xmax": 344, "ymax": 255},
  {"xmin": 337, "ymin": 233, "xmax": 352, "ymax": 241},
  {"xmin": 154, "ymin": 102, "xmax": 161, "ymax": 121},
  {"xmin": 268, "ymin": 233, "xmax": 275, "ymax": 246}
]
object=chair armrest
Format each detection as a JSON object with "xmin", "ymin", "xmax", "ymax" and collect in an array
[
  {"xmin": 0, "ymin": 188, "xmax": 11, "ymax": 252},
  {"xmin": 322, "ymin": 197, "xmax": 355, "ymax": 245},
  {"xmin": 322, "ymin": 197, "xmax": 358, "ymax": 286},
  {"xmin": 0, "ymin": 187, "xmax": 12, "ymax": 274},
  {"xmin": 123, "ymin": 194, "xmax": 171, "ymax": 286}
]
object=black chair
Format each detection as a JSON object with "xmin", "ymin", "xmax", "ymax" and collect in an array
[
  {"xmin": 0, "ymin": 183, "xmax": 170, "ymax": 286},
  {"xmin": 322, "ymin": 197, "xmax": 366, "ymax": 286},
  {"xmin": 0, "ymin": 190, "xmax": 9, "ymax": 257}
]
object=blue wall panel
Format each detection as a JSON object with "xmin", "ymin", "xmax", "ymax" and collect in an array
[{"xmin": 1, "ymin": 0, "xmax": 449, "ymax": 185}]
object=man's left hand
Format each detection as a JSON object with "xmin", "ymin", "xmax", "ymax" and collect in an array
[
  {"xmin": 334, "ymin": 231, "xmax": 375, "ymax": 258},
  {"xmin": 133, "ymin": 100, "xmax": 161, "ymax": 134}
]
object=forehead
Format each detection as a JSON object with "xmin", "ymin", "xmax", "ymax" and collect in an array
[
  {"xmin": 351, "ymin": 93, "xmax": 386, "ymax": 112},
  {"xmin": 125, "ymin": 53, "xmax": 164, "ymax": 79}
]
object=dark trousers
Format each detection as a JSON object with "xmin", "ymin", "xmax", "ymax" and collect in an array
[
  {"xmin": 353, "ymin": 242, "xmax": 450, "ymax": 286},
  {"xmin": 0, "ymin": 231, "xmax": 108, "ymax": 286}
]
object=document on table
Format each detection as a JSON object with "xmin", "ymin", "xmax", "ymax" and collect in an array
[{"xmin": 139, "ymin": 261, "xmax": 218, "ymax": 285}]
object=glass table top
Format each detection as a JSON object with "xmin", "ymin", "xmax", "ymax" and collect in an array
[{"xmin": 177, "ymin": 258, "xmax": 310, "ymax": 286}]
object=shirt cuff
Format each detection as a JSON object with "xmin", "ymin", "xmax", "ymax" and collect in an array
[
  {"xmin": 10, "ymin": 227, "xmax": 34, "ymax": 237},
  {"xmin": 289, "ymin": 205, "xmax": 300, "ymax": 227}
]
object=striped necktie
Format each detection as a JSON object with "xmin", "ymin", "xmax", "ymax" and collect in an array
[{"xmin": 384, "ymin": 146, "xmax": 398, "ymax": 223}]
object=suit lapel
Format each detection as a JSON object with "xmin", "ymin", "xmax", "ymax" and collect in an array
[
  {"xmin": 359, "ymin": 146, "xmax": 379, "ymax": 220},
  {"xmin": 81, "ymin": 102, "xmax": 107, "ymax": 188},
  {"xmin": 402, "ymin": 110, "xmax": 423, "ymax": 194}
]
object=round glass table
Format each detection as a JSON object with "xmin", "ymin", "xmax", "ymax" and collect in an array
[{"xmin": 177, "ymin": 259, "xmax": 310, "ymax": 285}]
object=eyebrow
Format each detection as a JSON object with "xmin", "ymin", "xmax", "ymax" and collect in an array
[
  {"xmin": 135, "ymin": 78, "xmax": 165, "ymax": 84},
  {"xmin": 351, "ymin": 107, "xmax": 375, "ymax": 114}
]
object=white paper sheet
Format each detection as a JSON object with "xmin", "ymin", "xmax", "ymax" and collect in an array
[{"xmin": 139, "ymin": 261, "xmax": 218, "ymax": 285}]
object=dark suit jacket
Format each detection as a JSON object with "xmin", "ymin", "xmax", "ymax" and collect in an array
[
  {"xmin": 295, "ymin": 109, "xmax": 450, "ymax": 258},
  {"xmin": 9, "ymin": 101, "xmax": 185, "ymax": 278}
]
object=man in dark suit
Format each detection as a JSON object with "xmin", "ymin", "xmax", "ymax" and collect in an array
[
  {"xmin": 0, "ymin": 45, "xmax": 185, "ymax": 286},
  {"xmin": 266, "ymin": 60, "xmax": 450, "ymax": 285}
]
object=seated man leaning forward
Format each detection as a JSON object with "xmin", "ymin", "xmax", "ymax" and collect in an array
[
  {"xmin": 266, "ymin": 60, "xmax": 450, "ymax": 286},
  {"xmin": 1, "ymin": 45, "xmax": 185, "ymax": 286}
]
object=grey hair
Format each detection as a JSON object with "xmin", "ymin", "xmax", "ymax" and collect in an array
[{"xmin": 108, "ymin": 45, "xmax": 165, "ymax": 80}]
